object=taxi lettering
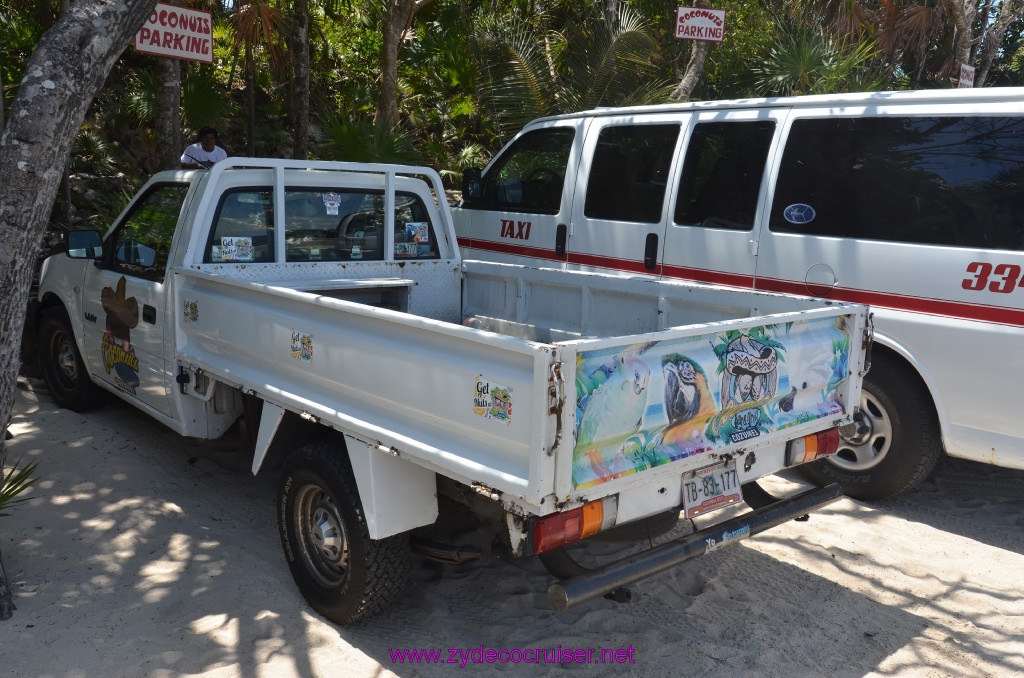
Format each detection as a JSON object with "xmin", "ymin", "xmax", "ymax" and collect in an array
[{"xmin": 500, "ymin": 219, "xmax": 531, "ymax": 240}]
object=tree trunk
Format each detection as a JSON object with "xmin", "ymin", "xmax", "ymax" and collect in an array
[
  {"xmin": 0, "ymin": 547, "xmax": 13, "ymax": 620},
  {"xmin": 155, "ymin": 56, "xmax": 181, "ymax": 170},
  {"xmin": 290, "ymin": 0, "xmax": 310, "ymax": 159},
  {"xmin": 246, "ymin": 43, "xmax": 255, "ymax": 157},
  {"xmin": 942, "ymin": 0, "xmax": 973, "ymax": 73},
  {"xmin": 975, "ymin": 1, "xmax": 1024, "ymax": 87},
  {"xmin": 374, "ymin": 0, "xmax": 433, "ymax": 128},
  {"xmin": 0, "ymin": 0, "xmax": 159, "ymax": 621},
  {"xmin": 669, "ymin": 0, "xmax": 710, "ymax": 101}
]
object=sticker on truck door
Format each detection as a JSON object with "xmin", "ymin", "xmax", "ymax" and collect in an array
[
  {"xmin": 571, "ymin": 316, "xmax": 851, "ymax": 489},
  {"xmin": 100, "ymin": 276, "xmax": 141, "ymax": 395}
]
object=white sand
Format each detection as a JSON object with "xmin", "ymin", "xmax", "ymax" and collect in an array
[{"xmin": 2, "ymin": 379, "xmax": 1023, "ymax": 677}]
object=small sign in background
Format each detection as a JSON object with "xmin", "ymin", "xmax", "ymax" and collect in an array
[
  {"xmin": 676, "ymin": 6, "xmax": 726, "ymax": 42},
  {"xmin": 134, "ymin": 3, "xmax": 214, "ymax": 63}
]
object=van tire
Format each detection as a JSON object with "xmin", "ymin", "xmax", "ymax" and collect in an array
[
  {"xmin": 278, "ymin": 441, "xmax": 411, "ymax": 624},
  {"xmin": 38, "ymin": 308, "xmax": 103, "ymax": 412},
  {"xmin": 799, "ymin": 354, "xmax": 941, "ymax": 500}
]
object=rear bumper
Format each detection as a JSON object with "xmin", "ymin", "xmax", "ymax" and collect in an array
[{"xmin": 547, "ymin": 483, "xmax": 843, "ymax": 612}]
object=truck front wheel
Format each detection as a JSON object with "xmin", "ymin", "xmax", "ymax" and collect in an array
[
  {"xmin": 799, "ymin": 353, "xmax": 941, "ymax": 500},
  {"xmin": 277, "ymin": 442, "xmax": 411, "ymax": 624},
  {"xmin": 38, "ymin": 308, "xmax": 102, "ymax": 412}
]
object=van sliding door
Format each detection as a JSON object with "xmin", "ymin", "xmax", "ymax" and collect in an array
[
  {"xmin": 661, "ymin": 110, "xmax": 786, "ymax": 288},
  {"xmin": 567, "ymin": 116, "xmax": 684, "ymax": 277}
]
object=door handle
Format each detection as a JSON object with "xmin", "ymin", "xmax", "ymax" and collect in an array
[
  {"xmin": 143, "ymin": 304, "xmax": 156, "ymax": 324},
  {"xmin": 644, "ymin": 233, "xmax": 659, "ymax": 271},
  {"xmin": 555, "ymin": 224, "xmax": 567, "ymax": 257}
]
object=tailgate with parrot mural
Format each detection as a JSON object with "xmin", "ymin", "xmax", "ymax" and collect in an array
[{"xmin": 570, "ymin": 312, "xmax": 853, "ymax": 490}]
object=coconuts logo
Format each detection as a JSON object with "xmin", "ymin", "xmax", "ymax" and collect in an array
[{"xmin": 100, "ymin": 276, "xmax": 141, "ymax": 395}]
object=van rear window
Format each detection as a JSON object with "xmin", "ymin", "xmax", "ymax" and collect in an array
[{"xmin": 771, "ymin": 116, "xmax": 1024, "ymax": 251}]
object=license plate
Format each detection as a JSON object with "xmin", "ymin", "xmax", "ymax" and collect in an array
[{"xmin": 682, "ymin": 459, "xmax": 742, "ymax": 519}]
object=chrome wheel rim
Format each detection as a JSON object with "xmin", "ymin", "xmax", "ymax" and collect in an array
[
  {"xmin": 833, "ymin": 390, "xmax": 892, "ymax": 472},
  {"xmin": 51, "ymin": 329, "xmax": 79, "ymax": 390}
]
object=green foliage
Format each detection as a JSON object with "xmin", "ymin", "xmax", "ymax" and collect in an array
[
  {"xmin": 319, "ymin": 115, "xmax": 420, "ymax": 164},
  {"xmin": 0, "ymin": 459, "xmax": 38, "ymax": 518},
  {"xmin": 754, "ymin": 26, "xmax": 885, "ymax": 96},
  {"xmin": 476, "ymin": 2, "xmax": 673, "ymax": 136},
  {"xmin": 70, "ymin": 128, "xmax": 119, "ymax": 175}
]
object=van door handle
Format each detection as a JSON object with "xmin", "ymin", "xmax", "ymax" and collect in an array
[
  {"xmin": 143, "ymin": 304, "xmax": 156, "ymax": 324},
  {"xmin": 555, "ymin": 224, "xmax": 567, "ymax": 257},
  {"xmin": 644, "ymin": 233, "xmax": 659, "ymax": 271}
]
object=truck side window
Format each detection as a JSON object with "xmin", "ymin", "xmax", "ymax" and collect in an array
[
  {"xmin": 584, "ymin": 123, "xmax": 680, "ymax": 223},
  {"xmin": 108, "ymin": 182, "xmax": 189, "ymax": 280},
  {"xmin": 481, "ymin": 128, "xmax": 573, "ymax": 214},
  {"xmin": 393, "ymin": 192, "xmax": 440, "ymax": 260},
  {"xmin": 674, "ymin": 121, "xmax": 775, "ymax": 230},
  {"xmin": 771, "ymin": 116, "xmax": 1024, "ymax": 250},
  {"xmin": 205, "ymin": 189, "xmax": 275, "ymax": 263}
]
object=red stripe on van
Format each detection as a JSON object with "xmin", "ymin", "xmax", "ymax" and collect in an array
[
  {"xmin": 660, "ymin": 264, "xmax": 757, "ymax": 289},
  {"xmin": 457, "ymin": 237, "xmax": 563, "ymax": 262},
  {"xmin": 755, "ymin": 276, "xmax": 1024, "ymax": 328},
  {"xmin": 566, "ymin": 251, "xmax": 661, "ymax": 276}
]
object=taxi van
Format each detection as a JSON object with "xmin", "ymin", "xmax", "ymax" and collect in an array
[{"xmin": 452, "ymin": 88, "xmax": 1024, "ymax": 499}]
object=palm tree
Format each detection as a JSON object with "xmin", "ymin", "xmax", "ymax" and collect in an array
[
  {"xmin": 228, "ymin": 0, "xmax": 287, "ymax": 156},
  {"xmin": 754, "ymin": 26, "xmax": 884, "ymax": 96},
  {"xmin": 477, "ymin": 2, "xmax": 671, "ymax": 135}
]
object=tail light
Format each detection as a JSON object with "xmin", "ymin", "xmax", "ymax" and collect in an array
[
  {"xmin": 787, "ymin": 427, "xmax": 841, "ymax": 466},
  {"xmin": 532, "ymin": 497, "xmax": 616, "ymax": 554}
]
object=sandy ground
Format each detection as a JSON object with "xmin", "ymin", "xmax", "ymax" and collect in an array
[{"xmin": 2, "ymin": 378, "xmax": 1023, "ymax": 678}]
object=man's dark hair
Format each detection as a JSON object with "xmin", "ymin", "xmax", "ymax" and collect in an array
[{"xmin": 198, "ymin": 126, "xmax": 218, "ymax": 140}]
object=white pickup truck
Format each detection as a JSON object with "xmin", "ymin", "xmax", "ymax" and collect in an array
[{"xmin": 35, "ymin": 159, "xmax": 870, "ymax": 623}]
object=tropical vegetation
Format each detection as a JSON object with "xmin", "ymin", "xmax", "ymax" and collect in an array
[{"xmin": 1, "ymin": 0, "xmax": 1023, "ymax": 195}]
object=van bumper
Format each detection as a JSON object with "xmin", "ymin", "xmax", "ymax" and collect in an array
[{"xmin": 547, "ymin": 483, "xmax": 843, "ymax": 612}]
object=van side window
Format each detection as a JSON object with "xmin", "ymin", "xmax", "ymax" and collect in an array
[
  {"xmin": 205, "ymin": 188, "xmax": 275, "ymax": 263},
  {"xmin": 771, "ymin": 116, "xmax": 1024, "ymax": 250},
  {"xmin": 584, "ymin": 124, "xmax": 680, "ymax": 223},
  {"xmin": 482, "ymin": 128, "xmax": 574, "ymax": 214},
  {"xmin": 674, "ymin": 121, "xmax": 775, "ymax": 230}
]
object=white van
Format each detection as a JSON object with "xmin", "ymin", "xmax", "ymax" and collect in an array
[{"xmin": 452, "ymin": 88, "xmax": 1024, "ymax": 500}]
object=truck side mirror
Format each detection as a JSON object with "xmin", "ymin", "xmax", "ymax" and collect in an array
[
  {"xmin": 462, "ymin": 167, "xmax": 482, "ymax": 205},
  {"xmin": 67, "ymin": 230, "xmax": 103, "ymax": 260}
]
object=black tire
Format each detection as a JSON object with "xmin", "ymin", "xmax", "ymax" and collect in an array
[
  {"xmin": 278, "ymin": 441, "xmax": 411, "ymax": 624},
  {"xmin": 38, "ymin": 308, "xmax": 103, "ymax": 412},
  {"xmin": 799, "ymin": 353, "xmax": 942, "ymax": 500}
]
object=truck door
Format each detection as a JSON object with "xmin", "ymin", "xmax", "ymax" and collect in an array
[
  {"xmin": 660, "ymin": 110, "xmax": 786, "ymax": 288},
  {"xmin": 566, "ymin": 115, "xmax": 686, "ymax": 277},
  {"xmin": 452, "ymin": 121, "xmax": 583, "ymax": 266},
  {"xmin": 80, "ymin": 182, "xmax": 191, "ymax": 418}
]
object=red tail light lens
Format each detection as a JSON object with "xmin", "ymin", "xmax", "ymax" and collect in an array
[{"xmin": 787, "ymin": 427, "xmax": 841, "ymax": 465}]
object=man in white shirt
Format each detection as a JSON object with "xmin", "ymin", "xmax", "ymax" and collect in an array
[{"xmin": 181, "ymin": 126, "xmax": 227, "ymax": 169}]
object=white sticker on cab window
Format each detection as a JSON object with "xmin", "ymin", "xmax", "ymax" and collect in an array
[
  {"xmin": 323, "ymin": 192, "xmax": 341, "ymax": 215},
  {"xmin": 217, "ymin": 236, "xmax": 253, "ymax": 262}
]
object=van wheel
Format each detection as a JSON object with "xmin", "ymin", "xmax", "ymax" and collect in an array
[
  {"xmin": 799, "ymin": 354, "xmax": 941, "ymax": 500},
  {"xmin": 38, "ymin": 308, "xmax": 102, "ymax": 412},
  {"xmin": 278, "ymin": 441, "xmax": 411, "ymax": 624}
]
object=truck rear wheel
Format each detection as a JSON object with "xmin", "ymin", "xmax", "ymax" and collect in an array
[
  {"xmin": 799, "ymin": 353, "xmax": 941, "ymax": 500},
  {"xmin": 38, "ymin": 308, "xmax": 103, "ymax": 412},
  {"xmin": 277, "ymin": 441, "xmax": 411, "ymax": 624}
]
